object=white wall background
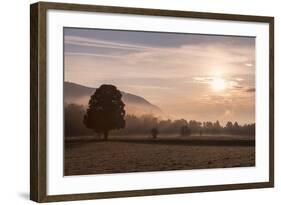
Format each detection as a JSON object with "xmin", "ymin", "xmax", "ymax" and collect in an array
[{"xmin": 0, "ymin": 0, "xmax": 279, "ymax": 204}]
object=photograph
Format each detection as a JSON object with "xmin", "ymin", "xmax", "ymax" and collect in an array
[
  {"xmin": 63, "ymin": 27, "xmax": 256, "ymax": 176},
  {"xmin": 30, "ymin": 2, "xmax": 274, "ymax": 202}
]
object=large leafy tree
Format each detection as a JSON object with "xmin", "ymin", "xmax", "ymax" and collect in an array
[{"xmin": 83, "ymin": 84, "xmax": 126, "ymax": 140}]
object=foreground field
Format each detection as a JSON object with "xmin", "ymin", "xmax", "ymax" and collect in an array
[{"xmin": 64, "ymin": 135, "xmax": 255, "ymax": 176}]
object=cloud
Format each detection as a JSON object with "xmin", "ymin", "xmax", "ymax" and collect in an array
[
  {"xmin": 65, "ymin": 34, "xmax": 255, "ymax": 74},
  {"xmin": 65, "ymin": 35, "xmax": 154, "ymax": 51},
  {"xmin": 64, "ymin": 30, "xmax": 255, "ymax": 124},
  {"xmin": 65, "ymin": 27, "xmax": 255, "ymax": 49},
  {"xmin": 192, "ymin": 76, "xmax": 245, "ymax": 90},
  {"xmin": 65, "ymin": 51, "xmax": 124, "ymax": 59},
  {"xmin": 245, "ymin": 63, "xmax": 253, "ymax": 67},
  {"xmin": 192, "ymin": 77, "xmax": 213, "ymax": 83},
  {"xmin": 246, "ymin": 87, "xmax": 255, "ymax": 92}
]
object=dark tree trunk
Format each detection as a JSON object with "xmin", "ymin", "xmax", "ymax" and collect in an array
[{"xmin": 104, "ymin": 131, "xmax": 108, "ymax": 141}]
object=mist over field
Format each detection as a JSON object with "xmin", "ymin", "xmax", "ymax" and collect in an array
[{"xmin": 64, "ymin": 82, "xmax": 255, "ymax": 138}]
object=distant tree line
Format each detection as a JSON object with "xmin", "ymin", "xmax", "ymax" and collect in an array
[
  {"xmin": 64, "ymin": 103, "xmax": 255, "ymax": 138},
  {"xmin": 64, "ymin": 103, "xmax": 92, "ymax": 137}
]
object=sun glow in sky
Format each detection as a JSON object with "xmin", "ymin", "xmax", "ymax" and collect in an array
[
  {"xmin": 64, "ymin": 28, "xmax": 255, "ymax": 124},
  {"xmin": 211, "ymin": 77, "xmax": 226, "ymax": 91}
]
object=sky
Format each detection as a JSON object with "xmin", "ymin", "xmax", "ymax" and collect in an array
[{"xmin": 64, "ymin": 27, "xmax": 255, "ymax": 125}]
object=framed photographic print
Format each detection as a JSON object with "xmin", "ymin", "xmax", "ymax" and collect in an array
[{"xmin": 30, "ymin": 2, "xmax": 274, "ymax": 202}]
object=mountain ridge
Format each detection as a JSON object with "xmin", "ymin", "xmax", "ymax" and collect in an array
[{"xmin": 64, "ymin": 81, "xmax": 162, "ymax": 116}]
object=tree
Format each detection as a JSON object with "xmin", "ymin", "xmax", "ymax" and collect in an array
[
  {"xmin": 204, "ymin": 121, "xmax": 213, "ymax": 129},
  {"xmin": 189, "ymin": 120, "xmax": 202, "ymax": 133},
  {"xmin": 213, "ymin": 120, "xmax": 221, "ymax": 129},
  {"xmin": 65, "ymin": 103, "xmax": 92, "ymax": 137},
  {"xmin": 233, "ymin": 121, "xmax": 239, "ymax": 128},
  {"xmin": 151, "ymin": 127, "xmax": 159, "ymax": 139},
  {"xmin": 83, "ymin": 84, "xmax": 126, "ymax": 140},
  {"xmin": 180, "ymin": 125, "xmax": 191, "ymax": 136},
  {"xmin": 224, "ymin": 121, "xmax": 233, "ymax": 134},
  {"xmin": 226, "ymin": 121, "xmax": 233, "ymax": 129},
  {"xmin": 213, "ymin": 120, "xmax": 221, "ymax": 133}
]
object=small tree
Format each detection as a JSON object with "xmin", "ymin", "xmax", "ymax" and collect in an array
[
  {"xmin": 83, "ymin": 84, "xmax": 125, "ymax": 140},
  {"xmin": 225, "ymin": 121, "xmax": 233, "ymax": 134},
  {"xmin": 226, "ymin": 121, "xmax": 233, "ymax": 129},
  {"xmin": 151, "ymin": 127, "xmax": 158, "ymax": 139},
  {"xmin": 180, "ymin": 125, "xmax": 191, "ymax": 137}
]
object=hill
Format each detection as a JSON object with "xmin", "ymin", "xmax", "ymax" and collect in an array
[{"xmin": 64, "ymin": 82, "xmax": 162, "ymax": 116}]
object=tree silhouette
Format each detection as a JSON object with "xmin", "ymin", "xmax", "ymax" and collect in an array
[
  {"xmin": 226, "ymin": 121, "xmax": 233, "ymax": 129},
  {"xmin": 180, "ymin": 125, "xmax": 191, "ymax": 136},
  {"xmin": 65, "ymin": 103, "xmax": 92, "ymax": 137},
  {"xmin": 83, "ymin": 84, "xmax": 125, "ymax": 140},
  {"xmin": 151, "ymin": 127, "xmax": 159, "ymax": 139}
]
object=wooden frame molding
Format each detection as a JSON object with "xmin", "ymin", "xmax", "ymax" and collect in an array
[{"xmin": 30, "ymin": 2, "xmax": 274, "ymax": 202}]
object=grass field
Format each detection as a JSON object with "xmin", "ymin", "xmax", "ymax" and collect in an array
[{"xmin": 64, "ymin": 135, "xmax": 255, "ymax": 176}]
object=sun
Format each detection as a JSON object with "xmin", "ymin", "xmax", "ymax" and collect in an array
[{"xmin": 211, "ymin": 78, "xmax": 226, "ymax": 91}]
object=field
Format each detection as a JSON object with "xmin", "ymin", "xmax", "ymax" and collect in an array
[{"xmin": 64, "ymin": 135, "xmax": 255, "ymax": 176}]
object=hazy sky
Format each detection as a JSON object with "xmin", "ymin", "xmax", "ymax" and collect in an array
[{"xmin": 64, "ymin": 28, "xmax": 255, "ymax": 124}]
